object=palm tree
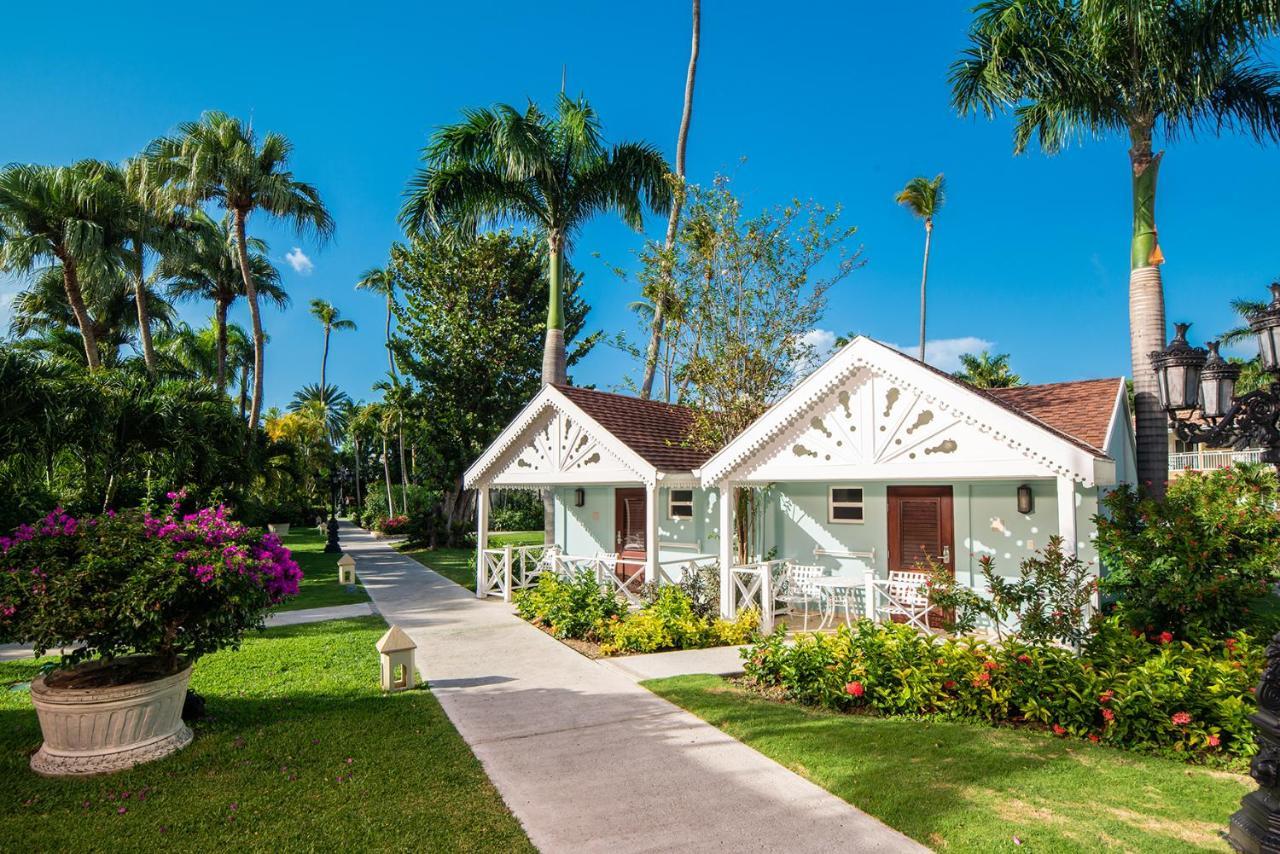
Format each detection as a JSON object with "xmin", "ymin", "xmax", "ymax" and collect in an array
[
  {"xmin": 400, "ymin": 93, "xmax": 672, "ymax": 386},
  {"xmin": 355, "ymin": 264, "xmax": 398, "ymax": 377},
  {"xmin": 289, "ymin": 382, "xmax": 352, "ymax": 440},
  {"xmin": 118, "ymin": 156, "xmax": 187, "ymax": 373},
  {"xmin": 640, "ymin": 0, "xmax": 702, "ymax": 399},
  {"xmin": 955, "ymin": 351, "xmax": 1023, "ymax": 389},
  {"xmin": 895, "ymin": 174, "xmax": 945, "ymax": 362},
  {"xmin": 951, "ymin": 2, "xmax": 1280, "ymax": 488},
  {"xmin": 373, "ymin": 375, "xmax": 410, "ymax": 516},
  {"xmin": 0, "ymin": 161, "xmax": 131, "ymax": 369},
  {"xmin": 308, "ymin": 298, "xmax": 356, "ymax": 394},
  {"xmin": 161, "ymin": 212, "xmax": 286, "ymax": 391},
  {"xmin": 148, "ymin": 112, "xmax": 334, "ymax": 430}
]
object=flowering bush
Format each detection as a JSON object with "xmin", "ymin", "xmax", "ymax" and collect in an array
[
  {"xmin": 1096, "ymin": 464, "xmax": 1280, "ymax": 639},
  {"xmin": 377, "ymin": 515, "xmax": 409, "ymax": 535},
  {"xmin": 0, "ymin": 499, "xmax": 301, "ymax": 676},
  {"xmin": 741, "ymin": 617, "xmax": 1262, "ymax": 761},
  {"xmin": 514, "ymin": 570, "xmax": 626, "ymax": 639}
]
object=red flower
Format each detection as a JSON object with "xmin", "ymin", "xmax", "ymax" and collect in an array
[
  {"xmin": 982, "ymin": 659, "xmax": 999, "ymax": 671},
  {"xmin": 1225, "ymin": 638, "xmax": 1238, "ymax": 650},
  {"xmin": 1158, "ymin": 631, "xmax": 1174, "ymax": 645},
  {"xmin": 972, "ymin": 672, "xmax": 991, "ymax": 686},
  {"xmin": 1171, "ymin": 711, "xmax": 1192, "ymax": 726},
  {"xmin": 943, "ymin": 680, "xmax": 957, "ymax": 690},
  {"xmin": 1101, "ymin": 708, "xmax": 1115, "ymax": 722},
  {"xmin": 1088, "ymin": 733, "xmax": 1100, "ymax": 743},
  {"xmin": 1052, "ymin": 724, "xmax": 1067, "ymax": 736},
  {"xmin": 845, "ymin": 681, "xmax": 864, "ymax": 698},
  {"xmin": 1099, "ymin": 690, "xmax": 1114, "ymax": 704},
  {"xmin": 1017, "ymin": 654, "xmax": 1033, "ymax": 665},
  {"xmin": 1208, "ymin": 734, "xmax": 1221, "ymax": 747}
]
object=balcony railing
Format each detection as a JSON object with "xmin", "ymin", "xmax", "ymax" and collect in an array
[{"xmin": 1169, "ymin": 448, "xmax": 1264, "ymax": 471}]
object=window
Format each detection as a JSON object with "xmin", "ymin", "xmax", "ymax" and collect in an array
[
  {"xmin": 829, "ymin": 486, "xmax": 864, "ymax": 524},
  {"xmin": 668, "ymin": 489, "xmax": 694, "ymax": 520}
]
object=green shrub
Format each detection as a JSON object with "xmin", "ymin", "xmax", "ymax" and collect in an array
[
  {"xmin": 1096, "ymin": 464, "xmax": 1280, "ymax": 639},
  {"xmin": 595, "ymin": 587, "xmax": 760, "ymax": 655},
  {"xmin": 741, "ymin": 617, "xmax": 1262, "ymax": 761},
  {"xmin": 513, "ymin": 571, "xmax": 625, "ymax": 639},
  {"xmin": 490, "ymin": 492, "xmax": 543, "ymax": 532}
]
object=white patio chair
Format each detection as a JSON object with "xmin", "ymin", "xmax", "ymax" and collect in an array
[
  {"xmin": 881, "ymin": 570, "xmax": 933, "ymax": 631},
  {"xmin": 776, "ymin": 563, "xmax": 825, "ymax": 630}
]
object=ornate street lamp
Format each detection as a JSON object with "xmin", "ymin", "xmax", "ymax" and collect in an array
[
  {"xmin": 323, "ymin": 468, "xmax": 342, "ymax": 554},
  {"xmin": 1154, "ymin": 285, "xmax": 1280, "ymax": 852}
]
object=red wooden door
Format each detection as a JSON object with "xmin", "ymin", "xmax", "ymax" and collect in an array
[
  {"xmin": 614, "ymin": 488, "xmax": 647, "ymax": 581},
  {"xmin": 887, "ymin": 486, "xmax": 954, "ymax": 628}
]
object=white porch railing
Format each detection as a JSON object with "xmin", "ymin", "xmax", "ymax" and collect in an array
[
  {"xmin": 476, "ymin": 544, "xmax": 559, "ymax": 601},
  {"xmin": 1170, "ymin": 448, "xmax": 1263, "ymax": 471},
  {"xmin": 728, "ymin": 559, "xmax": 789, "ymax": 634}
]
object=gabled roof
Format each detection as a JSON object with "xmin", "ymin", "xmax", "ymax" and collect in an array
[
  {"xmin": 553, "ymin": 385, "xmax": 710, "ymax": 472},
  {"xmin": 987, "ymin": 379, "xmax": 1125, "ymax": 456}
]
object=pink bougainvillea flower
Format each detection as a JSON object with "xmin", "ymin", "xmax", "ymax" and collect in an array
[
  {"xmin": 1171, "ymin": 711, "xmax": 1192, "ymax": 726},
  {"xmin": 844, "ymin": 681, "xmax": 865, "ymax": 697}
]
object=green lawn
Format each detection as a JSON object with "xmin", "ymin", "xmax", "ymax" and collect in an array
[
  {"xmin": 646, "ymin": 674, "xmax": 1248, "ymax": 853},
  {"xmin": 0, "ymin": 617, "xmax": 533, "ymax": 853},
  {"xmin": 276, "ymin": 528, "xmax": 370, "ymax": 612},
  {"xmin": 401, "ymin": 531, "xmax": 541, "ymax": 592}
]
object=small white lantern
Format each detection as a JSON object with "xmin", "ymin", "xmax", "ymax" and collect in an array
[
  {"xmin": 337, "ymin": 553, "xmax": 357, "ymax": 585},
  {"xmin": 375, "ymin": 625, "xmax": 417, "ymax": 692}
]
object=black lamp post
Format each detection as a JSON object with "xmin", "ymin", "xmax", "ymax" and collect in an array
[
  {"xmin": 323, "ymin": 468, "xmax": 342, "ymax": 554},
  {"xmin": 1152, "ymin": 285, "xmax": 1280, "ymax": 852}
]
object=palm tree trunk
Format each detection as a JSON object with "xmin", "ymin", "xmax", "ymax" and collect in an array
[
  {"xmin": 214, "ymin": 299, "xmax": 229, "ymax": 392},
  {"xmin": 233, "ymin": 209, "xmax": 265, "ymax": 431},
  {"xmin": 320, "ymin": 325, "xmax": 330, "ymax": 393},
  {"xmin": 132, "ymin": 237, "xmax": 157, "ymax": 372},
  {"xmin": 542, "ymin": 231, "xmax": 567, "ymax": 386},
  {"xmin": 397, "ymin": 414, "xmax": 409, "ymax": 515},
  {"xmin": 918, "ymin": 220, "xmax": 932, "ymax": 362},
  {"xmin": 238, "ymin": 362, "xmax": 249, "ymax": 420},
  {"xmin": 640, "ymin": 0, "xmax": 701, "ymax": 400},
  {"xmin": 58, "ymin": 256, "xmax": 100, "ymax": 370},
  {"xmin": 353, "ymin": 433, "xmax": 363, "ymax": 512},
  {"xmin": 385, "ymin": 294, "xmax": 397, "ymax": 378},
  {"xmin": 1129, "ymin": 122, "xmax": 1168, "ymax": 490},
  {"xmin": 381, "ymin": 435, "xmax": 394, "ymax": 514}
]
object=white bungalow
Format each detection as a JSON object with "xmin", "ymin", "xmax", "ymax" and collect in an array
[{"xmin": 466, "ymin": 336, "xmax": 1136, "ymax": 631}]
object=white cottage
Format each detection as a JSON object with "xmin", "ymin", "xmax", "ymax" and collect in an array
[{"xmin": 466, "ymin": 336, "xmax": 1136, "ymax": 629}]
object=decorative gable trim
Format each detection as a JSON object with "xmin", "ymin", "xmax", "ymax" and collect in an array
[
  {"xmin": 464, "ymin": 386, "xmax": 657, "ymax": 489},
  {"xmin": 697, "ymin": 337, "xmax": 1113, "ymax": 487}
]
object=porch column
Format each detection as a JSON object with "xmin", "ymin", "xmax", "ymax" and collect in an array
[
  {"xmin": 645, "ymin": 480, "xmax": 660, "ymax": 586},
  {"xmin": 1056, "ymin": 476, "xmax": 1077, "ymax": 557},
  {"xmin": 475, "ymin": 486, "xmax": 490, "ymax": 599},
  {"xmin": 718, "ymin": 481, "xmax": 735, "ymax": 618}
]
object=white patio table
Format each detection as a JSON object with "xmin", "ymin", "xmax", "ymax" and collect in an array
[{"xmin": 810, "ymin": 576, "xmax": 863, "ymax": 630}]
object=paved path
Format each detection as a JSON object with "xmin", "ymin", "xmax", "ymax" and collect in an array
[
  {"xmin": 0, "ymin": 602, "xmax": 376, "ymax": 662},
  {"xmin": 344, "ymin": 524, "xmax": 923, "ymax": 854}
]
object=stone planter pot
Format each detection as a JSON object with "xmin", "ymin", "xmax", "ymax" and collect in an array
[
  {"xmin": 29, "ymin": 659, "xmax": 194, "ymax": 777},
  {"xmin": 267, "ymin": 522, "xmax": 291, "ymax": 536}
]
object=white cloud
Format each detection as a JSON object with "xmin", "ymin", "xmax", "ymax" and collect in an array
[
  {"xmin": 888, "ymin": 336, "xmax": 995, "ymax": 373},
  {"xmin": 794, "ymin": 328, "xmax": 838, "ymax": 375},
  {"xmin": 285, "ymin": 247, "xmax": 314, "ymax": 276}
]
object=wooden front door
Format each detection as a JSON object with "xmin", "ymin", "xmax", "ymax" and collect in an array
[
  {"xmin": 614, "ymin": 488, "xmax": 647, "ymax": 580},
  {"xmin": 887, "ymin": 486, "xmax": 954, "ymax": 628}
]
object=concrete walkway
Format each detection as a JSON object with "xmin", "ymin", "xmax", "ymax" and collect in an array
[
  {"xmin": 344, "ymin": 524, "xmax": 923, "ymax": 854},
  {"xmin": 0, "ymin": 602, "xmax": 377, "ymax": 662}
]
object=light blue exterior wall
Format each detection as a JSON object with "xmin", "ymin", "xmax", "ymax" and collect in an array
[{"xmin": 551, "ymin": 486, "xmax": 720, "ymax": 567}]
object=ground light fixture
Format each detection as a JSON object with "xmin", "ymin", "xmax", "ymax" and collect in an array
[{"xmin": 1151, "ymin": 283, "xmax": 1280, "ymax": 852}]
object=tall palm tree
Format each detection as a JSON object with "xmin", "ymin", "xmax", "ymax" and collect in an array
[
  {"xmin": 355, "ymin": 264, "xmax": 398, "ymax": 377},
  {"xmin": 640, "ymin": 0, "xmax": 702, "ymax": 399},
  {"xmin": 308, "ymin": 298, "xmax": 356, "ymax": 394},
  {"xmin": 955, "ymin": 350, "xmax": 1023, "ymax": 389},
  {"xmin": 0, "ymin": 161, "xmax": 131, "ymax": 369},
  {"xmin": 148, "ymin": 111, "xmax": 334, "ymax": 430},
  {"xmin": 161, "ymin": 212, "xmax": 285, "ymax": 392},
  {"xmin": 373, "ymin": 375, "xmax": 410, "ymax": 516},
  {"xmin": 400, "ymin": 93, "xmax": 672, "ymax": 386},
  {"xmin": 951, "ymin": 1, "xmax": 1280, "ymax": 488},
  {"xmin": 119, "ymin": 156, "xmax": 186, "ymax": 373},
  {"xmin": 895, "ymin": 174, "xmax": 945, "ymax": 362}
]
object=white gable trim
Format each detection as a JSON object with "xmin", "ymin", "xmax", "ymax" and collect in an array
[
  {"xmin": 697, "ymin": 337, "xmax": 1113, "ymax": 487},
  {"xmin": 464, "ymin": 386, "xmax": 657, "ymax": 489},
  {"xmin": 1101, "ymin": 379, "xmax": 1137, "ymax": 486}
]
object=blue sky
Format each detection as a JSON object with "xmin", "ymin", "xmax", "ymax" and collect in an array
[{"xmin": 0, "ymin": 2, "xmax": 1270, "ymax": 409}]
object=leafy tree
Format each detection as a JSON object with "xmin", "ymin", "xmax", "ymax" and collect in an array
[
  {"xmin": 161, "ymin": 212, "xmax": 285, "ymax": 391},
  {"xmin": 389, "ymin": 231, "xmax": 596, "ymax": 543},
  {"xmin": 895, "ymin": 174, "xmax": 945, "ymax": 362},
  {"xmin": 955, "ymin": 350, "xmax": 1023, "ymax": 388},
  {"xmin": 952, "ymin": 1, "xmax": 1280, "ymax": 489},
  {"xmin": 148, "ymin": 111, "xmax": 333, "ymax": 430},
  {"xmin": 400, "ymin": 93, "xmax": 670, "ymax": 386},
  {"xmin": 0, "ymin": 161, "xmax": 132, "ymax": 369},
  {"xmin": 308, "ymin": 298, "xmax": 356, "ymax": 394}
]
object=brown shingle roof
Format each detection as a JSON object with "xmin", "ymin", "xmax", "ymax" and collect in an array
[
  {"xmin": 554, "ymin": 385, "xmax": 712, "ymax": 472},
  {"xmin": 986, "ymin": 379, "xmax": 1123, "ymax": 455}
]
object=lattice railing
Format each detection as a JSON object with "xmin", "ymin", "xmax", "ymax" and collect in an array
[
  {"xmin": 477, "ymin": 544, "xmax": 562, "ymax": 601},
  {"xmin": 477, "ymin": 548, "xmax": 510, "ymax": 600},
  {"xmin": 728, "ymin": 559, "xmax": 788, "ymax": 634}
]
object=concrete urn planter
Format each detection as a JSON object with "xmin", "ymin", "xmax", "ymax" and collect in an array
[
  {"xmin": 28, "ymin": 659, "xmax": 194, "ymax": 777},
  {"xmin": 267, "ymin": 522, "xmax": 291, "ymax": 536}
]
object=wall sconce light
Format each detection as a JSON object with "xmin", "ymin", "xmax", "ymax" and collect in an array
[
  {"xmin": 1016, "ymin": 484, "xmax": 1034, "ymax": 515},
  {"xmin": 574, "ymin": 488, "xmax": 585, "ymax": 508}
]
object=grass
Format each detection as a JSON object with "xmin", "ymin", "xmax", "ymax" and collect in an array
[
  {"xmin": 0, "ymin": 617, "xmax": 533, "ymax": 853},
  {"xmin": 645, "ymin": 674, "xmax": 1248, "ymax": 853},
  {"xmin": 400, "ymin": 530, "xmax": 541, "ymax": 592},
  {"xmin": 275, "ymin": 529, "xmax": 369, "ymax": 612}
]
